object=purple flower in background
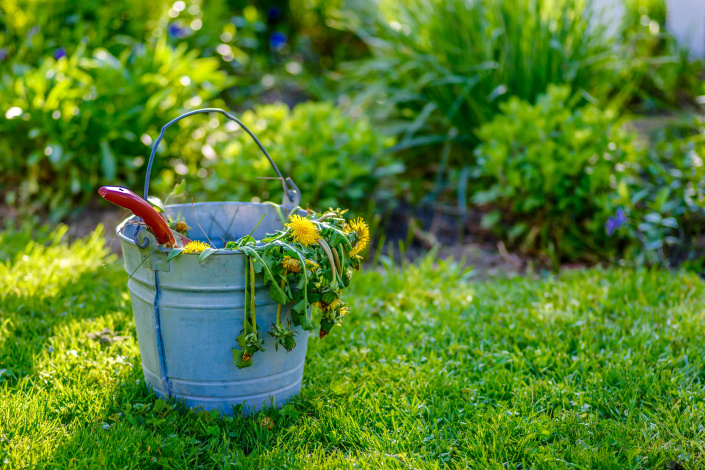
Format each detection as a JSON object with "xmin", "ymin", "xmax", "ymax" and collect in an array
[
  {"xmin": 0, "ymin": 48, "xmax": 7, "ymax": 61},
  {"xmin": 27, "ymin": 26, "xmax": 40, "ymax": 39},
  {"xmin": 605, "ymin": 208, "xmax": 627, "ymax": 236},
  {"xmin": 268, "ymin": 7, "xmax": 281, "ymax": 20},
  {"xmin": 54, "ymin": 47, "xmax": 67, "ymax": 60},
  {"xmin": 269, "ymin": 32, "xmax": 287, "ymax": 51},
  {"xmin": 167, "ymin": 22, "xmax": 190, "ymax": 39}
]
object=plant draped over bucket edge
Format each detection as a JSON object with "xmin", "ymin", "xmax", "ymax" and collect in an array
[{"xmin": 169, "ymin": 208, "xmax": 369, "ymax": 369}]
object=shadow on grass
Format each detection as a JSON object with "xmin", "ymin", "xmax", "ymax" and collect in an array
[{"xmin": 30, "ymin": 349, "xmax": 329, "ymax": 469}]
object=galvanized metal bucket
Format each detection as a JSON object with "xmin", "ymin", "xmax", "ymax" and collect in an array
[{"xmin": 116, "ymin": 109, "xmax": 307, "ymax": 415}]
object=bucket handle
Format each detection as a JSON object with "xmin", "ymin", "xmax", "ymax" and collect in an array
[{"xmin": 143, "ymin": 108, "xmax": 300, "ymax": 209}]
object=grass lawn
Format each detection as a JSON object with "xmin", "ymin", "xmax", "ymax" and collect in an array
[{"xmin": 1, "ymin": 226, "xmax": 704, "ymax": 469}]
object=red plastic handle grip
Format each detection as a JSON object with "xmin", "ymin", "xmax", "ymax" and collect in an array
[{"xmin": 99, "ymin": 186, "xmax": 176, "ymax": 247}]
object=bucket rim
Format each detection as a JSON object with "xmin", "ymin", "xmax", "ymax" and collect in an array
[{"xmin": 116, "ymin": 200, "xmax": 287, "ymax": 255}]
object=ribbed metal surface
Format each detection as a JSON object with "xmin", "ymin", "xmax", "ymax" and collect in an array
[{"xmin": 118, "ymin": 202, "xmax": 308, "ymax": 415}]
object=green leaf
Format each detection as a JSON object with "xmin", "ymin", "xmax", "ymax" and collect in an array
[
  {"xmin": 328, "ymin": 226, "xmax": 353, "ymax": 250},
  {"xmin": 508, "ymin": 223, "xmax": 527, "ymax": 242},
  {"xmin": 100, "ymin": 140, "xmax": 117, "ymax": 180},
  {"xmin": 236, "ymin": 324, "xmax": 254, "ymax": 349},
  {"xmin": 282, "ymin": 334, "xmax": 296, "ymax": 352},
  {"xmin": 660, "ymin": 217, "xmax": 678, "ymax": 229},
  {"xmin": 244, "ymin": 213, "xmax": 266, "ymax": 242},
  {"xmin": 165, "ymin": 249, "xmax": 184, "ymax": 262},
  {"xmin": 148, "ymin": 196, "xmax": 165, "ymax": 213},
  {"xmin": 481, "ymin": 211, "xmax": 501, "ymax": 229},
  {"xmin": 239, "ymin": 247, "xmax": 288, "ymax": 303},
  {"xmin": 269, "ymin": 282, "xmax": 288, "ymax": 304},
  {"xmin": 233, "ymin": 349, "xmax": 253, "ymax": 369},
  {"xmin": 235, "ymin": 235, "xmax": 256, "ymax": 248},
  {"xmin": 46, "ymin": 144, "xmax": 64, "ymax": 167},
  {"xmin": 292, "ymin": 299, "xmax": 313, "ymax": 330},
  {"xmin": 328, "ymin": 229, "xmax": 348, "ymax": 248},
  {"xmin": 173, "ymin": 179, "xmax": 186, "ymax": 196},
  {"xmin": 198, "ymin": 248, "xmax": 217, "ymax": 263},
  {"xmin": 646, "ymin": 239, "xmax": 663, "ymax": 250},
  {"xmin": 263, "ymin": 201, "xmax": 286, "ymax": 226},
  {"xmin": 153, "ymin": 399, "xmax": 167, "ymax": 413},
  {"xmin": 270, "ymin": 240, "xmax": 312, "ymax": 327},
  {"xmin": 644, "ymin": 213, "xmax": 662, "ymax": 224},
  {"xmin": 664, "ymin": 236, "xmax": 681, "ymax": 245}
]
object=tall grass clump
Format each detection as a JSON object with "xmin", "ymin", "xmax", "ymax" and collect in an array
[{"xmin": 342, "ymin": 0, "xmax": 616, "ymax": 179}]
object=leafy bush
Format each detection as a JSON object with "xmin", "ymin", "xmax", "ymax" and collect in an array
[
  {"xmin": 607, "ymin": 121, "xmax": 705, "ymax": 267},
  {"xmin": 341, "ymin": 0, "xmax": 616, "ymax": 172},
  {"xmin": 0, "ymin": 0, "xmax": 170, "ymax": 63},
  {"xmin": 147, "ymin": 0, "xmax": 362, "ymax": 108},
  {"xmin": 0, "ymin": 38, "xmax": 231, "ymax": 218},
  {"xmin": 472, "ymin": 85, "xmax": 643, "ymax": 265},
  {"xmin": 0, "ymin": 0, "xmax": 368, "ymax": 218},
  {"xmin": 159, "ymin": 102, "xmax": 402, "ymax": 212},
  {"xmin": 619, "ymin": 0, "xmax": 702, "ymax": 112}
]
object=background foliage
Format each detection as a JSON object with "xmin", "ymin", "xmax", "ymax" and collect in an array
[
  {"xmin": 161, "ymin": 101, "xmax": 401, "ymax": 211},
  {"xmin": 1, "ymin": 0, "xmax": 705, "ymax": 268},
  {"xmin": 472, "ymin": 85, "xmax": 643, "ymax": 265},
  {"xmin": 340, "ymin": 0, "xmax": 617, "ymax": 183}
]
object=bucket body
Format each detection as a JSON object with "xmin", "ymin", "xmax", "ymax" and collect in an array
[{"xmin": 118, "ymin": 202, "xmax": 308, "ymax": 415}]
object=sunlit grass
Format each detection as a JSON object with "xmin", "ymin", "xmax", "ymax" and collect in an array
[{"xmin": 1, "ymin": 226, "xmax": 704, "ymax": 468}]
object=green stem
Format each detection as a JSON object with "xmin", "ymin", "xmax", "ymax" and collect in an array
[
  {"xmin": 249, "ymin": 258, "xmax": 256, "ymax": 332},
  {"xmin": 331, "ymin": 244, "xmax": 342, "ymax": 275},
  {"xmin": 276, "ymin": 278, "xmax": 286, "ymax": 326},
  {"xmin": 243, "ymin": 256, "xmax": 249, "ymax": 331},
  {"xmin": 337, "ymin": 244, "xmax": 346, "ymax": 267},
  {"xmin": 317, "ymin": 239, "xmax": 337, "ymax": 283},
  {"xmin": 263, "ymin": 231, "xmax": 288, "ymax": 243},
  {"xmin": 315, "ymin": 212, "xmax": 337, "ymax": 222}
]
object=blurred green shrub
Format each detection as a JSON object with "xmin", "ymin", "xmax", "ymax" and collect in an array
[
  {"xmin": 154, "ymin": 0, "xmax": 363, "ymax": 108},
  {"xmin": 619, "ymin": 0, "xmax": 702, "ymax": 112},
  {"xmin": 472, "ymin": 85, "xmax": 643, "ymax": 265},
  {"xmin": 608, "ymin": 120, "xmax": 705, "ymax": 267},
  {"xmin": 0, "ymin": 0, "xmax": 170, "ymax": 62},
  {"xmin": 160, "ymin": 101, "xmax": 402, "ymax": 211},
  {"xmin": 0, "ymin": 38, "xmax": 231, "ymax": 218},
  {"xmin": 341, "ymin": 0, "xmax": 616, "ymax": 174},
  {"xmin": 0, "ymin": 0, "xmax": 380, "ymax": 218}
]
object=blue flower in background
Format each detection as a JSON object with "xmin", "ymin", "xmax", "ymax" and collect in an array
[
  {"xmin": 0, "ymin": 48, "xmax": 7, "ymax": 62},
  {"xmin": 268, "ymin": 7, "xmax": 281, "ymax": 20},
  {"xmin": 167, "ymin": 23, "xmax": 190, "ymax": 39},
  {"xmin": 605, "ymin": 208, "xmax": 627, "ymax": 236},
  {"xmin": 269, "ymin": 32, "xmax": 287, "ymax": 51},
  {"xmin": 54, "ymin": 47, "xmax": 67, "ymax": 60}
]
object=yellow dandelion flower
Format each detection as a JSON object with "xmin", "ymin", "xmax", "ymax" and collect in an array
[
  {"xmin": 285, "ymin": 214, "xmax": 321, "ymax": 246},
  {"xmin": 312, "ymin": 298, "xmax": 341, "ymax": 312},
  {"xmin": 174, "ymin": 220, "xmax": 189, "ymax": 234},
  {"xmin": 182, "ymin": 240, "xmax": 211, "ymax": 253},
  {"xmin": 281, "ymin": 255, "xmax": 301, "ymax": 274},
  {"xmin": 261, "ymin": 416, "xmax": 274, "ymax": 430},
  {"xmin": 347, "ymin": 218, "xmax": 370, "ymax": 257},
  {"xmin": 305, "ymin": 259, "xmax": 319, "ymax": 270}
]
